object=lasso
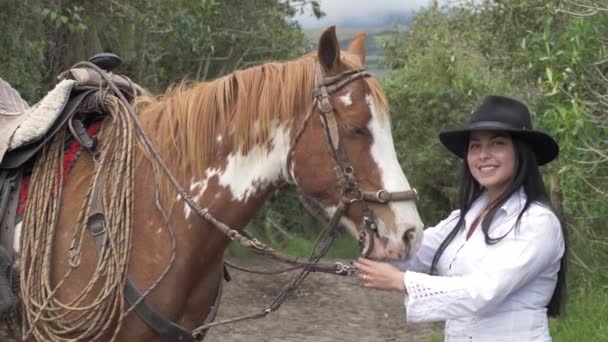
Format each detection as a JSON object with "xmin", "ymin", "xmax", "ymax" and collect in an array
[{"xmin": 19, "ymin": 93, "xmax": 135, "ymax": 341}]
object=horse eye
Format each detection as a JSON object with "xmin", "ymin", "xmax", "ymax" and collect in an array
[{"xmin": 350, "ymin": 127, "xmax": 366, "ymax": 135}]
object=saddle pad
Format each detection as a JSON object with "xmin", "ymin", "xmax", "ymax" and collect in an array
[{"xmin": 7, "ymin": 79, "xmax": 75, "ymax": 151}]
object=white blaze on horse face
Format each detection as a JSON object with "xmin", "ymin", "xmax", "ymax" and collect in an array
[
  {"xmin": 365, "ymin": 94, "xmax": 424, "ymax": 259},
  {"xmin": 339, "ymin": 91, "xmax": 352, "ymax": 107}
]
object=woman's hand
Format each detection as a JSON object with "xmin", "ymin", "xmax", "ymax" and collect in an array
[{"xmin": 353, "ymin": 257, "xmax": 406, "ymax": 292}]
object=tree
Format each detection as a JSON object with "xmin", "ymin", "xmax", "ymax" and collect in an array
[{"xmin": 0, "ymin": 0, "xmax": 323, "ymax": 99}]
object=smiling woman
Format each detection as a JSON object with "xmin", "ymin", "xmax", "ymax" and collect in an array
[
  {"xmin": 466, "ymin": 131, "xmax": 515, "ymax": 206},
  {"xmin": 355, "ymin": 95, "xmax": 567, "ymax": 342}
]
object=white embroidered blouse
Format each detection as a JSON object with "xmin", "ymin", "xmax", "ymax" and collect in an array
[{"xmin": 398, "ymin": 189, "xmax": 564, "ymax": 341}]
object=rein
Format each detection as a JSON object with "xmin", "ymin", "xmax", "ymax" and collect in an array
[{"xmin": 76, "ymin": 62, "xmax": 416, "ymax": 340}]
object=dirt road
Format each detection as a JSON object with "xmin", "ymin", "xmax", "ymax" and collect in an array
[{"xmin": 205, "ymin": 258, "xmax": 442, "ymax": 342}]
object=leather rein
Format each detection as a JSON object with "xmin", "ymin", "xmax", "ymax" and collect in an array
[{"xmin": 74, "ymin": 62, "xmax": 416, "ymax": 341}]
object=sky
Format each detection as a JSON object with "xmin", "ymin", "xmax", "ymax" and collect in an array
[{"xmin": 295, "ymin": 0, "xmax": 434, "ymax": 28}]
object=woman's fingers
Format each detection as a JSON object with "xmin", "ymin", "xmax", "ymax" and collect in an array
[
  {"xmin": 353, "ymin": 257, "xmax": 379, "ymax": 274},
  {"xmin": 352, "ymin": 260, "xmax": 370, "ymax": 274},
  {"xmin": 355, "ymin": 257, "xmax": 377, "ymax": 267},
  {"xmin": 353, "ymin": 258, "xmax": 405, "ymax": 292}
]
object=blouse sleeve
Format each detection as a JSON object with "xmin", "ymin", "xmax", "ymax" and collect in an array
[
  {"xmin": 390, "ymin": 210, "xmax": 460, "ymax": 273},
  {"xmin": 403, "ymin": 209, "xmax": 564, "ymax": 322}
]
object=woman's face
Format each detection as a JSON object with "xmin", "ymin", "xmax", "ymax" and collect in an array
[{"xmin": 467, "ymin": 131, "xmax": 516, "ymax": 198}]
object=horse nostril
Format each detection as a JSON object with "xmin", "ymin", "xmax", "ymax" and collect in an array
[
  {"xmin": 379, "ymin": 235, "xmax": 389, "ymax": 246},
  {"xmin": 402, "ymin": 226, "xmax": 416, "ymax": 244}
]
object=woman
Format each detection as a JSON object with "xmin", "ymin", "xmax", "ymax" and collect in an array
[{"xmin": 354, "ymin": 95, "xmax": 566, "ymax": 341}]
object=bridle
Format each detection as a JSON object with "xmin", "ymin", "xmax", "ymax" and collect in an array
[{"xmin": 286, "ymin": 63, "xmax": 418, "ymax": 257}]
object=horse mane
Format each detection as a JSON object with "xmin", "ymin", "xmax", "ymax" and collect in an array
[{"xmin": 135, "ymin": 52, "xmax": 388, "ymax": 182}]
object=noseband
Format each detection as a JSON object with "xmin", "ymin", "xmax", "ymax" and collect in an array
[{"xmin": 287, "ymin": 64, "xmax": 418, "ymax": 257}]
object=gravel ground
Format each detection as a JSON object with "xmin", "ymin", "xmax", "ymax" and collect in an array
[{"xmin": 205, "ymin": 258, "xmax": 442, "ymax": 342}]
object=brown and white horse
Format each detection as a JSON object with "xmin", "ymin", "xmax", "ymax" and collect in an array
[{"xmin": 7, "ymin": 26, "xmax": 423, "ymax": 341}]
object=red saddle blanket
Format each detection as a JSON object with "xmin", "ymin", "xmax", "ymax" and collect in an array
[{"xmin": 17, "ymin": 122, "xmax": 102, "ymax": 216}]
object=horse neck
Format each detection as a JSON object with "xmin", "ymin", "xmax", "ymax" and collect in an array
[
  {"xmin": 165, "ymin": 120, "xmax": 312, "ymax": 243},
  {"xmin": 138, "ymin": 67, "xmax": 314, "ymax": 235}
]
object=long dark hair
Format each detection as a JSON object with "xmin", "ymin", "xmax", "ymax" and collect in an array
[{"xmin": 429, "ymin": 137, "xmax": 567, "ymax": 317}]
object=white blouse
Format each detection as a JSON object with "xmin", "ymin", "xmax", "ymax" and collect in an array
[{"xmin": 398, "ymin": 189, "xmax": 564, "ymax": 341}]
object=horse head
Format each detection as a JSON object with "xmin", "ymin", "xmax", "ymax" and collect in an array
[{"xmin": 289, "ymin": 27, "xmax": 424, "ymax": 260}]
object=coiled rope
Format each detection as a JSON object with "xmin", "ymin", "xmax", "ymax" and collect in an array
[{"xmin": 19, "ymin": 93, "xmax": 135, "ymax": 341}]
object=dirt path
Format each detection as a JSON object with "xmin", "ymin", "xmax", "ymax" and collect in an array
[{"xmin": 205, "ymin": 258, "xmax": 442, "ymax": 342}]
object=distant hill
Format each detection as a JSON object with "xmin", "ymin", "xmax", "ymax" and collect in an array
[
  {"xmin": 300, "ymin": 11, "xmax": 412, "ymax": 30},
  {"xmin": 335, "ymin": 12, "xmax": 413, "ymax": 28}
]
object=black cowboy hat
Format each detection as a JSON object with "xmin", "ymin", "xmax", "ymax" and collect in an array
[{"xmin": 439, "ymin": 95, "xmax": 559, "ymax": 165}]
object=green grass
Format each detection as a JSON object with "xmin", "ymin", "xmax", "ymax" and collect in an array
[
  {"xmin": 427, "ymin": 334, "xmax": 443, "ymax": 342},
  {"xmin": 550, "ymin": 279, "xmax": 608, "ymax": 341}
]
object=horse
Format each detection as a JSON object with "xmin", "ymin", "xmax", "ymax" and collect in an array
[{"xmin": 3, "ymin": 26, "xmax": 424, "ymax": 341}]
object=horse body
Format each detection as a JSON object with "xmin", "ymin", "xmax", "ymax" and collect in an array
[{"xmin": 6, "ymin": 26, "xmax": 423, "ymax": 341}]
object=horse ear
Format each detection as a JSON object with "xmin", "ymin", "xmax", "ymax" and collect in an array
[
  {"xmin": 317, "ymin": 26, "xmax": 341, "ymax": 71},
  {"xmin": 347, "ymin": 33, "xmax": 367, "ymax": 66}
]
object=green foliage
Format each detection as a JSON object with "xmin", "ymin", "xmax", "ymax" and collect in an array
[
  {"xmin": 41, "ymin": 5, "xmax": 87, "ymax": 32},
  {"xmin": 514, "ymin": 3, "xmax": 608, "ymax": 275},
  {"xmin": 0, "ymin": 0, "xmax": 321, "ymax": 95},
  {"xmin": 113, "ymin": 0, "xmax": 314, "ymax": 89},
  {"xmin": 0, "ymin": 1, "xmax": 46, "ymax": 102}
]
